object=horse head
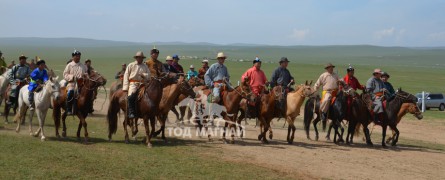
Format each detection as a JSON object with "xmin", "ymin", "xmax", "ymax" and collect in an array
[
  {"xmin": 48, "ymin": 76, "xmax": 61, "ymax": 101},
  {"xmin": 406, "ymin": 103, "xmax": 423, "ymax": 120},
  {"xmin": 395, "ymin": 88, "xmax": 417, "ymax": 103},
  {"xmin": 300, "ymin": 80, "xmax": 314, "ymax": 97},
  {"xmin": 178, "ymin": 76, "xmax": 196, "ymax": 99},
  {"xmin": 87, "ymin": 71, "xmax": 107, "ymax": 88}
]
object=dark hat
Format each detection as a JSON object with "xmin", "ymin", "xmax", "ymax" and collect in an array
[
  {"xmin": 253, "ymin": 56, "xmax": 261, "ymax": 64},
  {"xmin": 36, "ymin": 59, "xmax": 46, "ymax": 65},
  {"xmin": 72, "ymin": 50, "xmax": 81, "ymax": 57},
  {"xmin": 347, "ymin": 64, "xmax": 354, "ymax": 72},
  {"xmin": 172, "ymin": 54, "xmax": 180, "ymax": 60},
  {"xmin": 151, "ymin": 48, "xmax": 159, "ymax": 54},
  {"xmin": 325, "ymin": 63, "xmax": 335, "ymax": 69},
  {"xmin": 122, "ymin": 63, "xmax": 126, "ymax": 66},
  {"xmin": 381, "ymin": 71, "xmax": 390, "ymax": 78},
  {"xmin": 85, "ymin": 59, "xmax": 91, "ymax": 63},
  {"xmin": 19, "ymin": 54, "xmax": 28, "ymax": 59},
  {"xmin": 279, "ymin": 57, "xmax": 289, "ymax": 63}
]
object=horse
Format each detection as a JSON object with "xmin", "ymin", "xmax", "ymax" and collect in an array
[
  {"xmin": 352, "ymin": 88, "xmax": 418, "ymax": 147},
  {"xmin": 15, "ymin": 77, "xmax": 61, "ymax": 141},
  {"xmin": 285, "ymin": 81, "xmax": 314, "ymax": 144},
  {"xmin": 257, "ymin": 85, "xmax": 287, "ymax": 144},
  {"xmin": 0, "ymin": 69, "xmax": 11, "ymax": 116},
  {"xmin": 109, "ymin": 80, "xmax": 123, "ymax": 101},
  {"xmin": 4, "ymin": 77, "xmax": 28, "ymax": 124},
  {"xmin": 152, "ymin": 76, "xmax": 197, "ymax": 141},
  {"xmin": 171, "ymin": 76, "xmax": 205, "ymax": 124},
  {"xmin": 52, "ymin": 71, "xmax": 107, "ymax": 143},
  {"xmin": 107, "ymin": 76, "xmax": 164, "ymax": 147}
]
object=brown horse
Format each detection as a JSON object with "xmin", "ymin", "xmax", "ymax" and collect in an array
[
  {"xmin": 4, "ymin": 80, "xmax": 28, "ymax": 124},
  {"xmin": 257, "ymin": 85, "xmax": 286, "ymax": 143},
  {"xmin": 107, "ymin": 76, "xmax": 164, "ymax": 147},
  {"xmin": 152, "ymin": 76, "xmax": 196, "ymax": 141},
  {"xmin": 285, "ymin": 81, "xmax": 314, "ymax": 144},
  {"xmin": 109, "ymin": 80, "xmax": 123, "ymax": 101},
  {"xmin": 52, "ymin": 71, "xmax": 107, "ymax": 143},
  {"xmin": 171, "ymin": 76, "xmax": 204, "ymax": 124}
]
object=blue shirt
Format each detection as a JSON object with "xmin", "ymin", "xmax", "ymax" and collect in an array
[
  {"xmin": 204, "ymin": 63, "xmax": 230, "ymax": 87},
  {"xmin": 187, "ymin": 70, "xmax": 198, "ymax": 80},
  {"xmin": 28, "ymin": 68, "xmax": 48, "ymax": 91},
  {"xmin": 270, "ymin": 67, "xmax": 294, "ymax": 87}
]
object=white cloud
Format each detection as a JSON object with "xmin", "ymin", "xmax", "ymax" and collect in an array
[
  {"xmin": 428, "ymin": 32, "xmax": 445, "ymax": 41},
  {"xmin": 374, "ymin": 27, "xmax": 395, "ymax": 39},
  {"xmin": 289, "ymin": 28, "xmax": 309, "ymax": 40}
]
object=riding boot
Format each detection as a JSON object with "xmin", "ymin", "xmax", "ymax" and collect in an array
[
  {"xmin": 28, "ymin": 92, "xmax": 35, "ymax": 111},
  {"xmin": 66, "ymin": 90, "xmax": 74, "ymax": 115},
  {"xmin": 373, "ymin": 113, "xmax": 382, "ymax": 125},
  {"xmin": 127, "ymin": 93, "xmax": 137, "ymax": 119}
]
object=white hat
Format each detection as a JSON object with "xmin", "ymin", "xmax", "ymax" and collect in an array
[
  {"xmin": 190, "ymin": 65, "xmax": 194, "ymax": 68},
  {"xmin": 133, "ymin": 51, "xmax": 146, "ymax": 58},
  {"xmin": 216, "ymin": 52, "xmax": 226, "ymax": 58},
  {"xmin": 202, "ymin": 59, "xmax": 209, "ymax": 63},
  {"xmin": 166, "ymin": 55, "xmax": 173, "ymax": 61}
]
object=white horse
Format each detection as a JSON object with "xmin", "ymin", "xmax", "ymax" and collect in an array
[
  {"xmin": 0, "ymin": 69, "xmax": 12, "ymax": 112},
  {"xmin": 15, "ymin": 76, "xmax": 61, "ymax": 141}
]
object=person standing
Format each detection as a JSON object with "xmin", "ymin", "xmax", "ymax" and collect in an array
[
  {"xmin": 122, "ymin": 51, "xmax": 151, "ymax": 119},
  {"xmin": 204, "ymin": 52, "xmax": 230, "ymax": 103},
  {"xmin": 313, "ymin": 63, "xmax": 340, "ymax": 121}
]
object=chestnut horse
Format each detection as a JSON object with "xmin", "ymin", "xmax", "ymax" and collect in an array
[
  {"xmin": 52, "ymin": 71, "xmax": 107, "ymax": 143},
  {"xmin": 171, "ymin": 76, "xmax": 204, "ymax": 124},
  {"xmin": 257, "ymin": 85, "xmax": 286, "ymax": 143},
  {"xmin": 152, "ymin": 76, "xmax": 196, "ymax": 141},
  {"xmin": 107, "ymin": 76, "xmax": 164, "ymax": 147},
  {"xmin": 285, "ymin": 81, "xmax": 314, "ymax": 144}
]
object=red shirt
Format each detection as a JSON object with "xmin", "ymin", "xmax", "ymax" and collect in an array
[
  {"xmin": 343, "ymin": 74, "xmax": 364, "ymax": 90},
  {"xmin": 241, "ymin": 66, "xmax": 267, "ymax": 95}
]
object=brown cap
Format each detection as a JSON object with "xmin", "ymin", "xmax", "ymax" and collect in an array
[{"xmin": 325, "ymin": 63, "xmax": 335, "ymax": 69}]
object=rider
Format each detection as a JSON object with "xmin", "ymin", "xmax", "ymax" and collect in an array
[
  {"xmin": 163, "ymin": 56, "xmax": 181, "ymax": 74},
  {"xmin": 343, "ymin": 64, "xmax": 364, "ymax": 120},
  {"xmin": 85, "ymin": 59, "xmax": 94, "ymax": 75},
  {"xmin": 381, "ymin": 71, "xmax": 395, "ymax": 101},
  {"xmin": 0, "ymin": 50, "xmax": 7, "ymax": 68},
  {"xmin": 241, "ymin": 57, "xmax": 267, "ymax": 96},
  {"xmin": 122, "ymin": 51, "xmax": 151, "ymax": 119},
  {"xmin": 115, "ymin": 63, "xmax": 127, "ymax": 80},
  {"xmin": 198, "ymin": 59, "xmax": 209, "ymax": 80},
  {"xmin": 186, "ymin": 65, "xmax": 198, "ymax": 80},
  {"xmin": 313, "ymin": 63, "xmax": 340, "ymax": 122},
  {"xmin": 204, "ymin": 52, "xmax": 230, "ymax": 103},
  {"xmin": 63, "ymin": 50, "xmax": 88, "ymax": 115},
  {"xmin": 28, "ymin": 60, "xmax": 49, "ymax": 111},
  {"xmin": 7, "ymin": 54, "xmax": 31, "ymax": 107},
  {"xmin": 146, "ymin": 47, "xmax": 166, "ymax": 77},
  {"xmin": 366, "ymin": 69, "xmax": 385, "ymax": 124},
  {"xmin": 172, "ymin": 54, "xmax": 184, "ymax": 73},
  {"xmin": 270, "ymin": 57, "xmax": 294, "ymax": 91}
]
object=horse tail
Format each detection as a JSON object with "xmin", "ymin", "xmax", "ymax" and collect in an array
[
  {"xmin": 107, "ymin": 93, "xmax": 120, "ymax": 135},
  {"xmin": 303, "ymin": 98, "xmax": 314, "ymax": 134}
]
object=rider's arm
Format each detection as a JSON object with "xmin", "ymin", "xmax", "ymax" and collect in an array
[
  {"xmin": 63, "ymin": 64, "xmax": 73, "ymax": 81},
  {"xmin": 122, "ymin": 64, "xmax": 131, "ymax": 91}
]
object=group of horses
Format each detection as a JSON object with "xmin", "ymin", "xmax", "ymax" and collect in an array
[{"xmin": 3, "ymin": 66, "xmax": 423, "ymax": 149}]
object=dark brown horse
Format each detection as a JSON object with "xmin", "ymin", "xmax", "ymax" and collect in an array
[
  {"xmin": 107, "ymin": 76, "xmax": 164, "ymax": 147},
  {"xmin": 171, "ymin": 76, "xmax": 204, "ymax": 124},
  {"xmin": 257, "ymin": 85, "xmax": 286, "ymax": 143},
  {"xmin": 52, "ymin": 71, "xmax": 107, "ymax": 143},
  {"xmin": 109, "ymin": 80, "xmax": 123, "ymax": 101},
  {"xmin": 152, "ymin": 76, "xmax": 196, "ymax": 141}
]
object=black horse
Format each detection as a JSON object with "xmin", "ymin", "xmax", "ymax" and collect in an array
[{"xmin": 346, "ymin": 91, "xmax": 373, "ymax": 145}]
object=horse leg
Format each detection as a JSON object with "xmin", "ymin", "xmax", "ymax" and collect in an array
[
  {"xmin": 222, "ymin": 121, "xmax": 228, "ymax": 144},
  {"xmin": 313, "ymin": 118, "xmax": 320, "ymax": 141},
  {"xmin": 390, "ymin": 125, "xmax": 400, "ymax": 146},
  {"xmin": 363, "ymin": 123, "xmax": 373, "ymax": 146},
  {"xmin": 262, "ymin": 122, "xmax": 270, "ymax": 144},
  {"xmin": 161, "ymin": 116, "xmax": 166, "ymax": 142},
  {"xmin": 81, "ymin": 116, "xmax": 89, "ymax": 143},
  {"xmin": 338, "ymin": 121, "xmax": 345, "ymax": 143},
  {"xmin": 123, "ymin": 118, "xmax": 130, "ymax": 143},
  {"xmin": 36, "ymin": 109, "xmax": 48, "ymax": 141},
  {"xmin": 171, "ymin": 107, "xmax": 180, "ymax": 123},
  {"xmin": 28, "ymin": 109, "xmax": 36, "ymax": 137},
  {"xmin": 386, "ymin": 128, "xmax": 395, "ymax": 144},
  {"xmin": 144, "ymin": 118, "xmax": 152, "ymax": 148},
  {"xmin": 326, "ymin": 122, "xmax": 333, "ymax": 141},
  {"xmin": 381, "ymin": 124, "xmax": 388, "ymax": 147},
  {"xmin": 62, "ymin": 112, "xmax": 68, "ymax": 137}
]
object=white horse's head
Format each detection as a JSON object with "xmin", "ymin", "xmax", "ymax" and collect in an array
[{"xmin": 46, "ymin": 76, "xmax": 61, "ymax": 101}]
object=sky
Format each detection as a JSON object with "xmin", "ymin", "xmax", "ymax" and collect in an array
[{"xmin": 1, "ymin": 0, "xmax": 444, "ymax": 46}]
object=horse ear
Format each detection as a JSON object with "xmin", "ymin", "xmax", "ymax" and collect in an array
[
  {"xmin": 305, "ymin": 80, "xmax": 308, "ymax": 85},
  {"xmin": 398, "ymin": 87, "xmax": 402, "ymax": 92},
  {"xmin": 309, "ymin": 80, "xmax": 313, "ymax": 86}
]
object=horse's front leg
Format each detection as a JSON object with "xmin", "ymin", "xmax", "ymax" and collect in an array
[
  {"xmin": 390, "ymin": 125, "xmax": 400, "ymax": 146},
  {"xmin": 36, "ymin": 110, "xmax": 48, "ymax": 141},
  {"xmin": 62, "ymin": 112, "xmax": 68, "ymax": 137},
  {"xmin": 313, "ymin": 117, "xmax": 320, "ymax": 141},
  {"xmin": 123, "ymin": 117, "xmax": 130, "ymax": 143},
  {"xmin": 144, "ymin": 117, "xmax": 152, "ymax": 148},
  {"xmin": 326, "ymin": 122, "xmax": 333, "ymax": 141},
  {"xmin": 381, "ymin": 124, "xmax": 388, "ymax": 147}
]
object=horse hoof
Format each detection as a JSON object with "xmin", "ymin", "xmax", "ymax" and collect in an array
[
  {"xmin": 382, "ymin": 144, "xmax": 388, "ymax": 148},
  {"xmin": 62, "ymin": 132, "xmax": 67, "ymax": 137},
  {"xmin": 84, "ymin": 138, "xmax": 88, "ymax": 144},
  {"xmin": 108, "ymin": 138, "xmax": 112, "ymax": 142},
  {"xmin": 41, "ymin": 137, "xmax": 46, "ymax": 141},
  {"xmin": 147, "ymin": 143, "xmax": 152, "ymax": 148},
  {"xmin": 288, "ymin": 140, "xmax": 293, "ymax": 144},
  {"xmin": 391, "ymin": 143, "xmax": 397, "ymax": 147},
  {"xmin": 338, "ymin": 139, "xmax": 345, "ymax": 143},
  {"xmin": 125, "ymin": 140, "xmax": 129, "ymax": 144},
  {"xmin": 30, "ymin": 132, "xmax": 34, "ymax": 136},
  {"xmin": 257, "ymin": 134, "xmax": 262, "ymax": 141},
  {"xmin": 366, "ymin": 141, "xmax": 373, "ymax": 146},
  {"xmin": 262, "ymin": 140, "xmax": 269, "ymax": 144},
  {"xmin": 4, "ymin": 121, "xmax": 8, "ymax": 124},
  {"xmin": 230, "ymin": 140, "xmax": 235, "ymax": 144},
  {"xmin": 269, "ymin": 134, "xmax": 273, "ymax": 140}
]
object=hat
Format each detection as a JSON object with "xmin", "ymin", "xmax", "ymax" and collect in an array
[
  {"xmin": 166, "ymin": 55, "xmax": 173, "ymax": 61},
  {"xmin": 190, "ymin": 65, "xmax": 194, "ymax": 68},
  {"xmin": 19, "ymin": 54, "xmax": 28, "ymax": 59},
  {"xmin": 279, "ymin": 57, "xmax": 289, "ymax": 63},
  {"xmin": 202, "ymin": 59, "xmax": 209, "ymax": 63},
  {"xmin": 253, "ymin": 56, "xmax": 261, "ymax": 64},
  {"xmin": 172, "ymin": 54, "xmax": 180, "ymax": 60},
  {"xmin": 85, "ymin": 59, "xmax": 91, "ymax": 63},
  {"xmin": 133, "ymin": 51, "xmax": 146, "ymax": 58},
  {"xmin": 381, "ymin": 71, "xmax": 390, "ymax": 78},
  {"xmin": 373, "ymin": 68, "xmax": 382, "ymax": 75},
  {"xmin": 150, "ymin": 48, "xmax": 159, "ymax": 54},
  {"xmin": 347, "ymin": 64, "xmax": 354, "ymax": 72},
  {"xmin": 324, "ymin": 63, "xmax": 335, "ymax": 69},
  {"xmin": 216, "ymin": 52, "xmax": 226, "ymax": 59},
  {"xmin": 72, "ymin": 50, "xmax": 81, "ymax": 57},
  {"xmin": 36, "ymin": 59, "xmax": 46, "ymax": 66}
]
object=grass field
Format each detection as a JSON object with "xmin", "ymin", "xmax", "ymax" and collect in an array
[{"xmin": 1, "ymin": 40, "xmax": 444, "ymax": 179}]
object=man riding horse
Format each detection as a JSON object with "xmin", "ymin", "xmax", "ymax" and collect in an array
[
  {"xmin": 146, "ymin": 48, "xmax": 166, "ymax": 77},
  {"xmin": 313, "ymin": 63, "xmax": 340, "ymax": 122},
  {"xmin": 204, "ymin": 52, "xmax": 230, "ymax": 103},
  {"xmin": 343, "ymin": 64, "xmax": 364, "ymax": 120},
  {"xmin": 241, "ymin": 56, "xmax": 267, "ymax": 117},
  {"xmin": 28, "ymin": 59, "xmax": 49, "ymax": 111},
  {"xmin": 7, "ymin": 54, "xmax": 31, "ymax": 108},
  {"xmin": 122, "ymin": 51, "xmax": 151, "ymax": 119},
  {"xmin": 63, "ymin": 50, "xmax": 88, "ymax": 115},
  {"xmin": 366, "ymin": 68, "xmax": 386, "ymax": 124},
  {"xmin": 270, "ymin": 57, "xmax": 294, "ymax": 113}
]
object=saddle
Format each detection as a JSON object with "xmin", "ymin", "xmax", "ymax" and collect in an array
[{"xmin": 137, "ymin": 84, "xmax": 146, "ymax": 101}]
